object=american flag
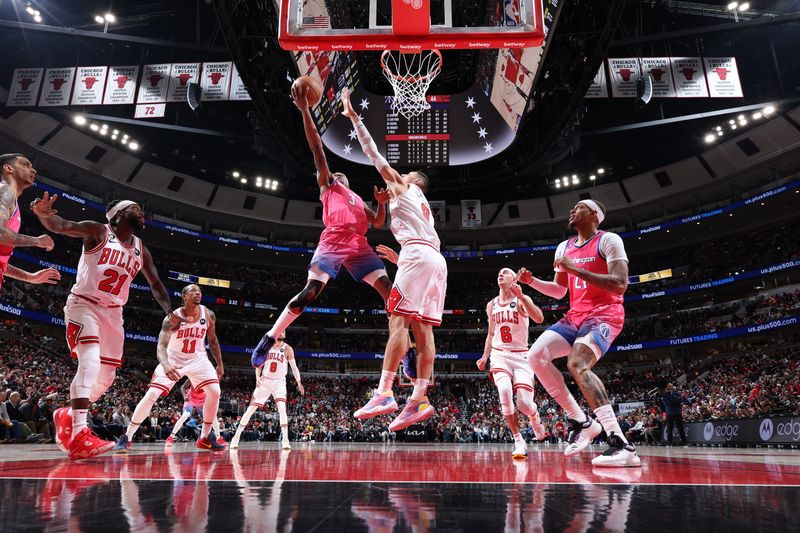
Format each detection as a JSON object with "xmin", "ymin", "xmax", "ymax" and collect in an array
[{"xmin": 302, "ymin": 16, "xmax": 330, "ymax": 28}]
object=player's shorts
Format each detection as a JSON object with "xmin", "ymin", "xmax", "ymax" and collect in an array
[
  {"xmin": 548, "ymin": 304, "xmax": 625, "ymax": 359},
  {"xmin": 148, "ymin": 356, "xmax": 219, "ymax": 398},
  {"xmin": 490, "ymin": 350, "xmax": 534, "ymax": 392},
  {"xmin": 309, "ymin": 232, "xmax": 386, "ymax": 283},
  {"xmin": 387, "ymin": 242, "xmax": 448, "ymax": 326},
  {"xmin": 64, "ymin": 294, "xmax": 125, "ymax": 367},
  {"xmin": 182, "ymin": 402, "xmax": 204, "ymax": 417},
  {"xmin": 250, "ymin": 378, "xmax": 287, "ymax": 408}
]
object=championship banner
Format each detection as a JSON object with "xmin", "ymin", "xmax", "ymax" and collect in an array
[
  {"xmin": 7, "ymin": 68, "xmax": 44, "ymax": 107},
  {"xmin": 642, "ymin": 57, "xmax": 676, "ymax": 97},
  {"xmin": 167, "ymin": 63, "xmax": 200, "ymax": 102},
  {"xmin": 38, "ymin": 67, "xmax": 76, "ymax": 107},
  {"xmin": 71, "ymin": 66, "xmax": 108, "ymax": 105},
  {"xmin": 103, "ymin": 65, "xmax": 139, "ymax": 105},
  {"xmin": 584, "ymin": 64, "xmax": 608, "ymax": 98},
  {"xmin": 461, "ymin": 199, "xmax": 482, "ymax": 228},
  {"xmin": 704, "ymin": 57, "xmax": 744, "ymax": 98},
  {"xmin": 608, "ymin": 58, "xmax": 640, "ymax": 98},
  {"xmin": 200, "ymin": 62, "xmax": 232, "ymax": 101},
  {"xmin": 228, "ymin": 65, "xmax": 252, "ymax": 101},
  {"xmin": 137, "ymin": 63, "xmax": 171, "ymax": 104},
  {"xmin": 670, "ymin": 57, "xmax": 708, "ymax": 98},
  {"xmin": 429, "ymin": 200, "xmax": 446, "ymax": 226}
]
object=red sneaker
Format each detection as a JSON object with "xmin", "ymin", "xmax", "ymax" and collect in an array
[
  {"xmin": 68, "ymin": 428, "xmax": 115, "ymax": 461},
  {"xmin": 196, "ymin": 436, "xmax": 225, "ymax": 451},
  {"xmin": 53, "ymin": 407, "xmax": 73, "ymax": 453},
  {"xmin": 165, "ymin": 434, "xmax": 175, "ymax": 446},
  {"xmin": 216, "ymin": 436, "xmax": 226, "ymax": 446}
]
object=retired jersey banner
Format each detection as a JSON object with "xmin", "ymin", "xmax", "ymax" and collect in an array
[
  {"xmin": 704, "ymin": 57, "xmax": 744, "ymax": 98},
  {"xmin": 137, "ymin": 64, "xmax": 171, "ymax": 104},
  {"xmin": 201, "ymin": 62, "xmax": 232, "ymax": 101},
  {"xmin": 134, "ymin": 103, "xmax": 166, "ymax": 118},
  {"xmin": 228, "ymin": 65, "xmax": 252, "ymax": 101},
  {"xmin": 461, "ymin": 200, "xmax": 482, "ymax": 228},
  {"xmin": 670, "ymin": 57, "xmax": 708, "ymax": 98},
  {"xmin": 585, "ymin": 64, "xmax": 608, "ymax": 98},
  {"xmin": 167, "ymin": 63, "xmax": 200, "ymax": 102},
  {"xmin": 103, "ymin": 65, "xmax": 139, "ymax": 105},
  {"xmin": 71, "ymin": 66, "xmax": 108, "ymax": 105},
  {"xmin": 38, "ymin": 67, "xmax": 76, "ymax": 107},
  {"xmin": 7, "ymin": 68, "xmax": 44, "ymax": 107},
  {"xmin": 642, "ymin": 57, "xmax": 676, "ymax": 97},
  {"xmin": 608, "ymin": 58, "xmax": 640, "ymax": 98},
  {"xmin": 429, "ymin": 200, "xmax": 446, "ymax": 227}
]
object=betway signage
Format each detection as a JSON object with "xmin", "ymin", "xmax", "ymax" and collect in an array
[{"xmin": 686, "ymin": 416, "xmax": 800, "ymax": 445}]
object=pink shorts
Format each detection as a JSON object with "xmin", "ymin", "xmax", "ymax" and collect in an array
[
  {"xmin": 310, "ymin": 232, "xmax": 385, "ymax": 282},
  {"xmin": 549, "ymin": 304, "xmax": 625, "ymax": 358}
]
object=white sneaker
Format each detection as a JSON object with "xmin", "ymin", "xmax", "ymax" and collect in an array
[
  {"xmin": 511, "ymin": 440, "xmax": 527, "ymax": 460},
  {"xmin": 230, "ymin": 439, "xmax": 240, "ymax": 450},
  {"xmin": 564, "ymin": 416, "xmax": 602, "ymax": 456},
  {"xmin": 282, "ymin": 439, "xmax": 292, "ymax": 450},
  {"xmin": 591, "ymin": 433, "xmax": 642, "ymax": 467}
]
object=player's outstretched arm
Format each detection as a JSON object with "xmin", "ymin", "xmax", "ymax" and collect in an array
[
  {"xmin": 0, "ymin": 187, "xmax": 54, "ymax": 250},
  {"xmin": 516, "ymin": 267, "xmax": 568, "ymax": 300},
  {"xmin": 477, "ymin": 302, "xmax": 493, "ymax": 371},
  {"xmin": 364, "ymin": 186, "xmax": 389, "ymax": 228},
  {"xmin": 286, "ymin": 345, "xmax": 304, "ymax": 395},
  {"xmin": 140, "ymin": 244, "xmax": 176, "ymax": 318},
  {"xmin": 157, "ymin": 316, "xmax": 180, "ymax": 382},
  {"xmin": 206, "ymin": 309, "xmax": 224, "ymax": 379},
  {"xmin": 291, "ymin": 84, "xmax": 332, "ymax": 192},
  {"xmin": 30, "ymin": 192, "xmax": 104, "ymax": 248},
  {"xmin": 3, "ymin": 264, "xmax": 61, "ymax": 285},
  {"xmin": 509, "ymin": 283, "xmax": 545, "ymax": 324},
  {"xmin": 376, "ymin": 244, "xmax": 399, "ymax": 264}
]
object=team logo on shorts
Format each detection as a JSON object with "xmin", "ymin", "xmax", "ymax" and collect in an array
[{"xmin": 598, "ymin": 323, "xmax": 610, "ymax": 339}]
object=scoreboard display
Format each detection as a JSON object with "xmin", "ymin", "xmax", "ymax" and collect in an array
[{"xmin": 385, "ymin": 95, "xmax": 450, "ymax": 166}]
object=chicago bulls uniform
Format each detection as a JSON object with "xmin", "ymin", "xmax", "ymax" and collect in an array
[
  {"xmin": 309, "ymin": 178, "xmax": 385, "ymax": 283},
  {"xmin": 64, "ymin": 225, "xmax": 141, "ymax": 367},
  {"xmin": 0, "ymin": 201, "xmax": 21, "ymax": 291},
  {"xmin": 548, "ymin": 231, "xmax": 627, "ymax": 357},
  {"xmin": 250, "ymin": 344, "xmax": 290, "ymax": 408},
  {"xmin": 148, "ymin": 305, "xmax": 220, "ymax": 396},
  {"xmin": 386, "ymin": 184, "xmax": 448, "ymax": 325},
  {"xmin": 489, "ymin": 297, "xmax": 533, "ymax": 390}
]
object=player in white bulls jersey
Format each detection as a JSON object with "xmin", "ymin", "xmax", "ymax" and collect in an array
[
  {"xmin": 31, "ymin": 194, "xmax": 176, "ymax": 460},
  {"xmin": 342, "ymin": 89, "xmax": 448, "ymax": 431},
  {"xmin": 114, "ymin": 284, "xmax": 225, "ymax": 453},
  {"xmin": 231, "ymin": 332, "xmax": 303, "ymax": 450},
  {"xmin": 476, "ymin": 268, "xmax": 547, "ymax": 460}
]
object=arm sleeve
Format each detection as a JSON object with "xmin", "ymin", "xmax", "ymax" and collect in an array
[
  {"xmin": 288, "ymin": 358, "xmax": 302, "ymax": 384},
  {"xmin": 601, "ymin": 232, "xmax": 628, "ymax": 263},
  {"xmin": 527, "ymin": 277, "xmax": 568, "ymax": 299},
  {"xmin": 354, "ymin": 120, "xmax": 390, "ymax": 173},
  {"xmin": 553, "ymin": 240, "xmax": 568, "ymax": 273}
]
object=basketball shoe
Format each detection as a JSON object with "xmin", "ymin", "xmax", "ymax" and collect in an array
[
  {"xmin": 165, "ymin": 434, "xmax": 175, "ymax": 446},
  {"xmin": 354, "ymin": 390, "xmax": 398, "ymax": 419},
  {"xmin": 53, "ymin": 407, "xmax": 73, "ymax": 452},
  {"xmin": 68, "ymin": 428, "xmax": 115, "ymax": 461},
  {"xmin": 197, "ymin": 431, "xmax": 226, "ymax": 451},
  {"xmin": 402, "ymin": 347, "xmax": 417, "ymax": 381},
  {"xmin": 512, "ymin": 440, "xmax": 528, "ymax": 461},
  {"xmin": 251, "ymin": 333, "xmax": 276, "ymax": 367},
  {"xmin": 591, "ymin": 433, "xmax": 641, "ymax": 467},
  {"xmin": 229, "ymin": 437, "xmax": 240, "ymax": 449},
  {"xmin": 564, "ymin": 416, "xmax": 602, "ymax": 456},
  {"xmin": 113, "ymin": 434, "xmax": 131, "ymax": 455},
  {"xmin": 282, "ymin": 437, "xmax": 292, "ymax": 450},
  {"xmin": 388, "ymin": 397, "xmax": 434, "ymax": 431}
]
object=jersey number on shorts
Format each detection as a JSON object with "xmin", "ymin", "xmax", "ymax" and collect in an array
[
  {"xmin": 182, "ymin": 339, "xmax": 197, "ymax": 353},
  {"xmin": 500, "ymin": 325, "xmax": 513, "ymax": 343},
  {"xmin": 98, "ymin": 269, "xmax": 129, "ymax": 295},
  {"xmin": 269, "ymin": 361, "xmax": 278, "ymax": 373}
]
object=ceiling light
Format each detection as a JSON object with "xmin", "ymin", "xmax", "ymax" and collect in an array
[
  {"xmin": 256, "ymin": 182, "xmax": 263, "ymax": 187},
  {"xmin": 704, "ymin": 134, "xmax": 716, "ymax": 143},
  {"xmin": 122, "ymin": 134, "xmax": 129, "ymax": 139},
  {"xmin": 104, "ymin": 13, "xmax": 116, "ymax": 23},
  {"xmin": 738, "ymin": 2, "xmax": 749, "ymax": 11},
  {"xmin": 731, "ymin": 124, "xmax": 737, "ymax": 130},
  {"xmin": 232, "ymin": 171, "xmax": 240, "ymax": 178},
  {"xmin": 726, "ymin": 2, "xmax": 738, "ymax": 10},
  {"xmin": 737, "ymin": 114, "xmax": 744, "ymax": 121},
  {"xmin": 113, "ymin": 129, "xmax": 119, "ymax": 135},
  {"xmin": 121, "ymin": 138, "xmax": 128, "ymax": 144},
  {"xmin": 111, "ymin": 135, "xmax": 117, "ymax": 140},
  {"xmin": 739, "ymin": 119, "xmax": 747, "ymax": 126},
  {"xmin": 73, "ymin": 115, "xmax": 87, "ymax": 126},
  {"xmin": 240, "ymin": 178, "xmax": 247, "ymax": 184},
  {"xmin": 572, "ymin": 177, "xmax": 580, "ymax": 185},
  {"xmin": 129, "ymin": 142, "xmax": 139, "ymax": 150},
  {"xmin": 100, "ymin": 124, "xmax": 108, "ymax": 130},
  {"xmin": 33, "ymin": 15, "xmax": 42, "ymax": 23},
  {"xmin": 572, "ymin": 174, "xmax": 577, "ymax": 179},
  {"xmin": 99, "ymin": 129, "xmax": 107, "ymax": 136},
  {"xmin": 763, "ymin": 105, "xmax": 776, "ymax": 115},
  {"xmin": 715, "ymin": 126, "xmax": 722, "ymax": 131},
  {"xmin": 26, "ymin": 7, "xmax": 35, "ymax": 15},
  {"xmin": 89, "ymin": 123, "xmax": 99, "ymax": 131},
  {"xmin": 728, "ymin": 119, "xmax": 735, "ymax": 125},
  {"xmin": 752, "ymin": 112, "xmax": 762, "ymax": 120},
  {"xmin": 597, "ymin": 168, "xmax": 605, "ymax": 174},
  {"xmin": 717, "ymin": 131, "xmax": 724, "ymax": 137},
  {"xmin": 589, "ymin": 174, "xmax": 596, "ymax": 181},
  {"xmin": 271, "ymin": 183, "xmax": 278, "ymax": 190},
  {"xmin": 555, "ymin": 182, "xmax": 561, "ymax": 189},
  {"xmin": 94, "ymin": 15, "xmax": 104, "ymax": 23}
]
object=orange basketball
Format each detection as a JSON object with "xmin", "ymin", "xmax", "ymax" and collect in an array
[{"xmin": 292, "ymin": 75, "xmax": 323, "ymax": 107}]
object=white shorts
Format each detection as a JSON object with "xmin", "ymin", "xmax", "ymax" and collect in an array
[
  {"xmin": 387, "ymin": 243, "xmax": 448, "ymax": 326},
  {"xmin": 250, "ymin": 378, "xmax": 287, "ymax": 408},
  {"xmin": 148, "ymin": 356, "xmax": 219, "ymax": 397},
  {"xmin": 64, "ymin": 294, "xmax": 125, "ymax": 367},
  {"xmin": 490, "ymin": 350, "xmax": 534, "ymax": 392}
]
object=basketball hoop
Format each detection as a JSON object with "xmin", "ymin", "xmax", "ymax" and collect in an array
[{"xmin": 381, "ymin": 49, "xmax": 443, "ymax": 119}]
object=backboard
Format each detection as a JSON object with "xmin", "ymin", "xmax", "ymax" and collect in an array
[{"xmin": 279, "ymin": 0, "xmax": 545, "ymax": 51}]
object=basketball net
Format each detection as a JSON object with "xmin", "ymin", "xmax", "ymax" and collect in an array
[{"xmin": 381, "ymin": 49, "xmax": 443, "ymax": 119}]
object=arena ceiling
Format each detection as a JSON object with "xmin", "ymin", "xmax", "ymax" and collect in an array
[{"xmin": 0, "ymin": 0, "xmax": 799, "ymax": 203}]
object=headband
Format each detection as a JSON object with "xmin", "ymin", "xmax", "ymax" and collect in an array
[
  {"xmin": 578, "ymin": 199, "xmax": 605, "ymax": 225},
  {"xmin": 106, "ymin": 200, "xmax": 139, "ymax": 222}
]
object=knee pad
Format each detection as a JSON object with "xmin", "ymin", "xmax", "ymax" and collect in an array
[
  {"xmin": 494, "ymin": 375, "xmax": 515, "ymax": 417},
  {"xmin": 288, "ymin": 281, "xmax": 324, "ymax": 313},
  {"xmin": 70, "ymin": 343, "xmax": 102, "ymax": 399},
  {"xmin": 89, "ymin": 365, "xmax": 117, "ymax": 402}
]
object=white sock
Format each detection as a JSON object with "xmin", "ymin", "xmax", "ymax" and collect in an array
[
  {"xmin": 201, "ymin": 422, "xmax": 213, "ymax": 439},
  {"xmin": 513, "ymin": 432, "xmax": 524, "ymax": 443},
  {"xmin": 72, "ymin": 409, "xmax": 88, "ymax": 435},
  {"xmin": 172, "ymin": 412, "xmax": 190, "ymax": 436},
  {"xmin": 126, "ymin": 422, "xmax": 141, "ymax": 440},
  {"xmin": 593, "ymin": 404, "xmax": 629, "ymax": 444},
  {"xmin": 410, "ymin": 378, "xmax": 429, "ymax": 401},
  {"xmin": 377, "ymin": 370, "xmax": 395, "ymax": 393},
  {"xmin": 267, "ymin": 307, "xmax": 300, "ymax": 339},
  {"xmin": 281, "ymin": 425, "xmax": 289, "ymax": 441},
  {"xmin": 554, "ymin": 389, "xmax": 586, "ymax": 423}
]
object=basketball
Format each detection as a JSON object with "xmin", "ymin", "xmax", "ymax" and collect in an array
[{"xmin": 292, "ymin": 76, "xmax": 322, "ymax": 107}]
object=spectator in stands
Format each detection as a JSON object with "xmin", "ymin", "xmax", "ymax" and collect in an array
[
  {"xmin": 0, "ymin": 390, "xmax": 20, "ymax": 443},
  {"xmin": 662, "ymin": 383, "xmax": 688, "ymax": 446},
  {"xmin": 19, "ymin": 393, "xmax": 52, "ymax": 442}
]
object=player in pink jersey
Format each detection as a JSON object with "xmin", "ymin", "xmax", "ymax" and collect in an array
[
  {"xmin": 342, "ymin": 89, "xmax": 448, "ymax": 431},
  {"xmin": 476, "ymin": 268, "xmax": 546, "ymax": 460},
  {"xmin": 31, "ymin": 193, "xmax": 178, "ymax": 460},
  {"xmin": 251, "ymin": 82, "xmax": 393, "ymax": 366},
  {"xmin": 0, "ymin": 153, "xmax": 59, "ymax": 290},
  {"xmin": 518, "ymin": 199, "xmax": 639, "ymax": 467}
]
